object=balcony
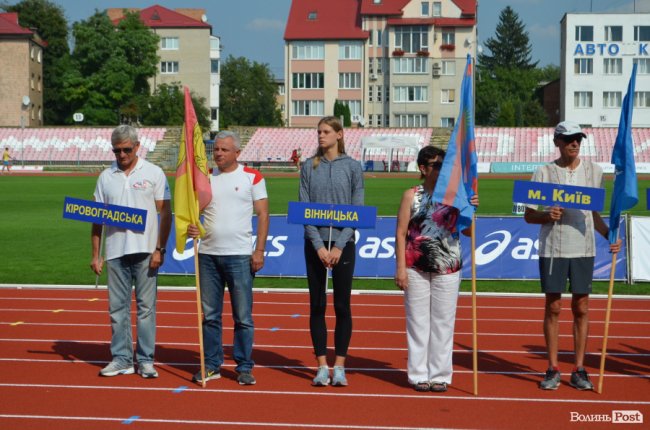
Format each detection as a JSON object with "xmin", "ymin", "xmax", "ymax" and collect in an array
[
  {"xmin": 440, "ymin": 44, "xmax": 455, "ymax": 52},
  {"xmin": 392, "ymin": 49, "xmax": 405, "ymax": 57}
]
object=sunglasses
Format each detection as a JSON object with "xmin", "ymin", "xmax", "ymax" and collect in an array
[
  {"xmin": 112, "ymin": 147, "xmax": 135, "ymax": 154},
  {"xmin": 558, "ymin": 134, "xmax": 583, "ymax": 144},
  {"xmin": 426, "ymin": 161, "xmax": 443, "ymax": 170}
]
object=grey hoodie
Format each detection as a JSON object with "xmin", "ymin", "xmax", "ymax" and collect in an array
[{"xmin": 299, "ymin": 154, "xmax": 364, "ymax": 250}]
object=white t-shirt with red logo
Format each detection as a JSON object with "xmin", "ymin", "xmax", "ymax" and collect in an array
[{"xmin": 199, "ymin": 164, "xmax": 268, "ymax": 256}]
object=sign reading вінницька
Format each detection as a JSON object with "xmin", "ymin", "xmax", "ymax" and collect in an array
[
  {"xmin": 287, "ymin": 201, "xmax": 377, "ymax": 229},
  {"xmin": 63, "ymin": 196, "xmax": 147, "ymax": 232},
  {"xmin": 512, "ymin": 180, "xmax": 605, "ymax": 211}
]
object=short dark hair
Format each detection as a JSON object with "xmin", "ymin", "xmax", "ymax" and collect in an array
[{"xmin": 417, "ymin": 145, "xmax": 445, "ymax": 166}]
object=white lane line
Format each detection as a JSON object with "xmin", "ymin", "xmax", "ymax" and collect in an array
[
  {"xmin": 3, "ymin": 322, "xmax": 650, "ymax": 340},
  {"xmin": 0, "ymin": 338, "xmax": 648, "ymax": 357},
  {"xmin": 1, "ymin": 383, "xmax": 649, "ymax": 405}
]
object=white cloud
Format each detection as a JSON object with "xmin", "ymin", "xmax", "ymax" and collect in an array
[{"xmin": 246, "ymin": 18, "xmax": 284, "ymax": 31}]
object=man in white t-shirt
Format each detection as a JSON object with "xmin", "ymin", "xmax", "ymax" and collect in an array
[
  {"xmin": 188, "ymin": 130, "xmax": 269, "ymax": 386},
  {"xmin": 90, "ymin": 125, "xmax": 172, "ymax": 379},
  {"xmin": 524, "ymin": 121, "xmax": 620, "ymax": 391}
]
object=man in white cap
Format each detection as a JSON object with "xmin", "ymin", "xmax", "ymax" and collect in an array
[{"xmin": 524, "ymin": 121, "xmax": 620, "ymax": 391}]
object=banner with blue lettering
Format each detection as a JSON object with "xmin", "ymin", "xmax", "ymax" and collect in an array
[
  {"xmin": 62, "ymin": 196, "xmax": 147, "ymax": 232},
  {"xmin": 512, "ymin": 180, "xmax": 605, "ymax": 211},
  {"xmin": 287, "ymin": 202, "xmax": 377, "ymax": 228},
  {"xmin": 161, "ymin": 215, "xmax": 627, "ymax": 280}
]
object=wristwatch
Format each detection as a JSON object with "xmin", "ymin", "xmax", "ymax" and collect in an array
[{"xmin": 156, "ymin": 247, "xmax": 166, "ymax": 256}]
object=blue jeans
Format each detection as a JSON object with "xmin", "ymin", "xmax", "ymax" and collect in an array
[
  {"xmin": 106, "ymin": 253, "xmax": 157, "ymax": 365},
  {"xmin": 198, "ymin": 254, "xmax": 255, "ymax": 373}
]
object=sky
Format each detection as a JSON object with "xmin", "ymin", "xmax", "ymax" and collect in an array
[{"xmin": 38, "ymin": 0, "xmax": 650, "ymax": 76}]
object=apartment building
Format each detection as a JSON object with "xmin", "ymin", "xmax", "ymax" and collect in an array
[
  {"xmin": 0, "ymin": 12, "xmax": 45, "ymax": 127},
  {"xmin": 284, "ymin": 0, "xmax": 477, "ymax": 128},
  {"xmin": 561, "ymin": 13, "xmax": 650, "ymax": 127},
  {"xmin": 109, "ymin": 5, "xmax": 221, "ymax": 131}
]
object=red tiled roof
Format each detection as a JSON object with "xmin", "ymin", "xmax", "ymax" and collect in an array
[
  {"xmin": 285, "ymin": 0, "xmax": 368, "ymax": 40},
  {"xmin": 0, "ymin": 12, "xmax": 33, "ymax": 36},
  {"xmin": 387, "ymin": 17, "xmax": 476, "ymax": 27},
  {"xmin": 452, "ymin": 0, "xmax": 477, "ymax": 16},
  {"xmin": 111, "ymin": 4, "xmax": 210, "ymax": 29},
  {"xmin": 360, "ymin": 0, "xmax": 410, "ymax": 16}
]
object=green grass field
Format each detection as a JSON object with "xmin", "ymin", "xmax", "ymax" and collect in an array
[{"xmin": 1, "ymin": 173, "xmax": 648, "ymax": 294}]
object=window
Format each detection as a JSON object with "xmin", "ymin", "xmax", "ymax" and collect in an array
[
  {"xmin": 433, "ymin": 2, "xmax": 442, "ymax": 17},
  {"xmin": 634, "ymin": 26, "xmax": 650, "ymax": 41},
  {"xmin": 574, "ymin": 91, "xmax": 593, "ymax": 108},
  {"xmin": 339, "ymin": 73, "xmax": 361, "ymax": 89},
  {"xmin": 441, "ymin": 89, "xmax": 455, "ymax": 103},
  {"xmin": 442, "ymin": 29, "xmax": 455, "ymax": 45},
  {"xmin": 394, "ymin": 86, "xmax": 428, "ymax": 102},
  {"xmin": 441, "ymin": 117, "xmax": 454, "ymax": 128},
  {"xmin": 211, "ymin": 59, "xmax": 220, "ymax": 74},
  {"xmin": 421, "ymin": 2, "xmax": 429, "ymax": 16},
  {"xmin": 368, "ymin": 30, "xmax": 374, "ymax": 46},
  {"xmin": 161, "ymin": 61, "xmax": 179, "ymax": 74},
  {"xmin": 292, "ymin": 73, "xmax": 324, "ymax": 89},
  {"xmin": 377, "ymin": 58, "xmax": 383, "ymax": 74},
  {"xmin": 575, "ymin": 26, "xmax": 593, "ymax": 41},
  {"xmin": 603, "ymin": 58, "xmax": 622, "ymax": 75},
  {"xmin": 161, "ymin": 37, "xmax": 179, "ymax": 50},
  {"xmin": 291, "ymin": 42, "xmax": 324, "ymax": 59},
  {"xmin": 392, "ymin": 57, "xmax": 428, "ymax": 74},
  {"xmin": 603, "ymin": 91, "xmax": 622, "ymax": 108},
  {"xmin": 31, "ymin": 73, "xmax": 34, "ymax": 90},
  {"xmin": 441, "ymin": 60, "xmax": 456, "ymax": 75},
  {"xmin": 635, "ymin": 92, "xmax": 650, "ymax": 108},
  {"xmin": 339, "ymin": 41, "xmax": 362, "ymax": 60},
  {"xmin": 604, "ymin": 26, "xmax": 622, "ymax": 42},
  {"xmin": 340, "ymin": 100, "xmax": 362, "ymax": 116},
  {"xmin": 373, "ymin": 0, "xmax": 381, "ymax": 3},
  {"xmin": 211, "ymin": 108, "xmax": 218, "ymax": 121},
  {"xmin": 376, "ymin": 85, "xmax": 383, "ymax": 102},
  {"xmin": 368, "ymin": 85, "xmax": 374, "ymax": 102},
  {"xmin": 377, "ymin": 29, "xmax": 383, "ymax": 46},
  {"xmin": 574, "ymin": 58, "xmax": 593, "ymax": 75},
  {"xmin": 292, "ymin": 100, "xmax": 324, "ymax": 116},
  {"xmin": 278, "ymin": 84, "xmax": 285, "ymax": 95},
  {"xmin": 634, "ymin": 58, "xmax": 650, "ymax": 75},
  {"xmin": 210, "ymin": 38, "xmax": 220, "ymax": 51},
  {"xmin": 396, "ymin": 114, "xmax": 428, "ymax": 127},
  {"xmin": 308, "ymin": 11, "xmax": 317, "ymax": 20},
  {"xmin": 394, "ymin": 25, "xmax": 428, "ymax": 53}
]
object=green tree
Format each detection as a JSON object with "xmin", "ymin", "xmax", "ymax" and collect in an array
[
  {"xmin": 478, "ymin": 6, "xmax": 537, "ymax": 71},
  {"xmin": 62, "ymin": 10, "xmax": 159, "ymax": 125},
  {"xmin": 219, "ymin": 56, "xmax": 282, "ymax": 128},
  {"xmin": 2, "ymin": 0, "xmax": 72, "ymax": 124},
  {"xmin": 137, "ymin": 83, "xmax": 211, "ymax": 130}
]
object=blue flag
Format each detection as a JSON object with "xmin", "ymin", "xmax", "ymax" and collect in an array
[
  {"xmin": 432, "ymin": 54, "xmax": 478, "ymax": 233},
  {"xmin": 608, "ymin": 63, "xmax": 638, "ymax": 244}
]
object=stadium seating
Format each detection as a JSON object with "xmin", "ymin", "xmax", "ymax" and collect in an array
[{"xmin": 0, "ymin": 127, "xmax": 166, "ymax": 164}]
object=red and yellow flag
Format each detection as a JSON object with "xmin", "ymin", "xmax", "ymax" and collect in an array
[{"xmin": 174, "ymin": 87, "xmax": 212, "ymax": 253}]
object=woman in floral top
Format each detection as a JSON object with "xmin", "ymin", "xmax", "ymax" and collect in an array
[{"xmin": 395, "ymin": 145, "xmax": 478, "ymax": 393}]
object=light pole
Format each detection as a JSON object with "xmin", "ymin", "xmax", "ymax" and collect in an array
[{"xmin": 21, "ymin": 95, "xmax": 30, "ymax": 168}]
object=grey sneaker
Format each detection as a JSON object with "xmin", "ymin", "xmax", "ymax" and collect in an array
[
  {"xmin": 137, "ymin": 362, "xmax": 158, "ymax": 379},
  {"xmin": 237, "ymin": 371, "xmax": 256, "ymax": 385},
  {"xmin": 331, "ymin": 366, "xmax": 348, "ymax": 387},
  {"xmin": 312, "ymin": 366, "xmax": 330, "ymax": 386},
  {"xmin": 192, "ymin": 368, "xmax": 221, "ymax": 383},
  {"xmin": 570, "ymin": 368, "xmax": 594, "ymax": 391},
  {"xmin": 99, "ymin": 361, "xmax": 135, "ymax": 377},
  {"xmin": 539, "ymin": 368, "xmax": 561, "ymax": 390}
]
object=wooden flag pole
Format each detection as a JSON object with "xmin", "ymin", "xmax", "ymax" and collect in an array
[
  {"xmin": 471, "ymin": 214, "xmax": 478, "ymax": 396},
  {"xmin": 597, "ymin": 252, "xmax": 617, "ymax": 394},
  {"xmin": 193, "ymin": 238, "xmax": 207, "ymax": 388}
]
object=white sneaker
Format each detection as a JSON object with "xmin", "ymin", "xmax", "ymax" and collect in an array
[
  {"xmin": 138, "ymin": 362, "xmax": 159, "ymax": 379},
  {"xmin": 99, "ymin": 361, "xmax": 135, "ymax": 377}
]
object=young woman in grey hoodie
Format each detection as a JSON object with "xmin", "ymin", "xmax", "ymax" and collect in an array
[{"xmin": 299, "ymin": 116, "xmax": 364, "ymax": 387}]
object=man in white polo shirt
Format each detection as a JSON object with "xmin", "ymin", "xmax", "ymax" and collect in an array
[
  {"xmin": 187, "ymin": 130, "xmax": 269, "ymax": 386},
  {"xmin": 90, "ymin": 125, "xmax": 172, "ymax": 379}
]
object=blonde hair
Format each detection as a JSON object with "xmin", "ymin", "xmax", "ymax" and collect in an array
[{"xmin": 312, "ymin": 116, "xmax": 346, "ymax": 169}]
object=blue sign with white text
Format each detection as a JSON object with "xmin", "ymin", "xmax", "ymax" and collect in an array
[
  {"xmin": 287, "ymin": 201, "xmax": 377, "ymax": 229},
  {"xmin": 512, "ymin": 180, "xmax": 605, "ymax": 211},
  {"xmin": 161, "ymin": 215, "xmax": 627, "ymax": 280},
  {"xmin": 62, "ymin": 196, "xmax": 147, "ymax": 232}
]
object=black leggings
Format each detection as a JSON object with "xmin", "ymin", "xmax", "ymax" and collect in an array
[{"xmin": 304, "ymin": 241, "xmax": 355, "ymax": 357}]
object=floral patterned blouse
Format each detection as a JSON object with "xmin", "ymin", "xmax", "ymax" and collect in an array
[{"xmin": 405, "ymin": 185, "xmax": 462, "ymax": 274}]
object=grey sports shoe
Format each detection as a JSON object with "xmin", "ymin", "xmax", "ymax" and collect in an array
[
  {"xmin": 192, "ymin": 368, "xmax": 221, "ymax": 383},
  {"xmin": 312, "ymin": 366, "xmax": 330, "ymax": 386},
  {"xmin": 331, "ymin": 366, "xmax": 348, "ymax": 386},
  {"xmin": 99, "ymin": 361, "xmax": 135, "ymax": 377},
  {"xmin": 570, "ymin": 368, "xmax": 594, "ymax": 391},
  {"xmin": 539, "ymin": 368, "xmax": 561, "ymax": 390},
  {"xmin": 137, "ymin": 362, "xmax": 158, "ymax": 379},
  {"xmin": 237, "ymin": 371, "xmax": 256, "ymax": 385}
]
